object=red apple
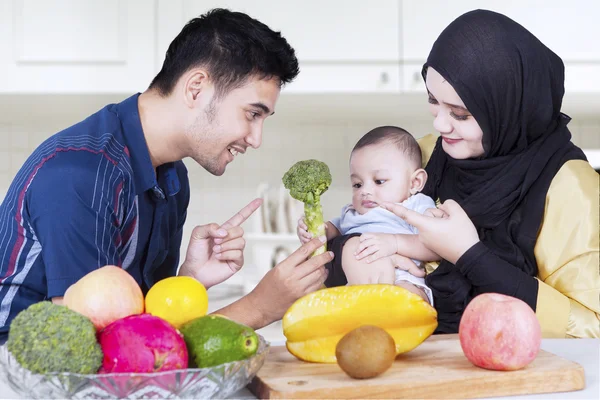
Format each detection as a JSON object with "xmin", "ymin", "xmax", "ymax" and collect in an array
[{"xmin": 459, "ymin": 293, "xmax": 541, "ymax": 371}]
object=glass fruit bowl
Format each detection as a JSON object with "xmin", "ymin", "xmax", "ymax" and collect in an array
[{"xmin": 0, "ymin": 334, "xmax": 269, "ymax": 399}]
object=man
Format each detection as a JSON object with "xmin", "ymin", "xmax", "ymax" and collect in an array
[{"xmin": 0, "ymin": 8, "xmax": 333, "ymax": 343}]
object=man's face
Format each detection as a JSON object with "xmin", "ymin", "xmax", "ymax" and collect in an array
[{"xmin": 186, "ymin": 76, "xmax": 281, "ymax": 176}]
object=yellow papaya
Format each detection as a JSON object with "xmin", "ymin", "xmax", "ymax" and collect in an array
[{"xmin": 282, "ymin": 284, "xmax": 438, "ymax": 363}]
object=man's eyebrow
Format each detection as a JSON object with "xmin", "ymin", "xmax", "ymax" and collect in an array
[{"xmin": 250, "ymin": 102, "xmax": 274, "ymax": 115}]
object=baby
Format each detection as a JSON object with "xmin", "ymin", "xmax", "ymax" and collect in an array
[{"xmin": 297, "ymin": 126, "xmax": 439, "ymax": 304}]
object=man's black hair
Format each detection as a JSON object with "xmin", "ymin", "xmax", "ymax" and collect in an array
[{"xmin": 149, "ymin": 8, "xmax": 299, "ymax": 98}]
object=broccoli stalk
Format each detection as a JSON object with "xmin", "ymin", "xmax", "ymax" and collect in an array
[{"xmin": 282, "ymin": 159, "xmax": 332, "ymax": 256}]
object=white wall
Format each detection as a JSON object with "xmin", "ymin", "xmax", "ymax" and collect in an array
[
  {"xmin": 1, "ymin": 109, "xmax": 598, "ymax": 219},
  {"xmin": 0, "ymin": 100, "xmax": 598, "ymax": 288}
]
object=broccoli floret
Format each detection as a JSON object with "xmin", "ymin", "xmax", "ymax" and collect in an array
[
  {"xmin": 7, "ymin": 301, "xmax": 102, "ymax": 374},
  {"xmin": 282, "ymin": 159, "xmax": 332, "ymax": 256}
]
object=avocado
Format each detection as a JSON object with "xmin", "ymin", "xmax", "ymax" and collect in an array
[{"xmin": 180, "ymin": 315, "xmax": 258, "ymax": 368}]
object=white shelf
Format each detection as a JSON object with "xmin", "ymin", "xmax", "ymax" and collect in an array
[{"xmin": 245, "ymin": 233, "xmax": 300, "ymax": 242}]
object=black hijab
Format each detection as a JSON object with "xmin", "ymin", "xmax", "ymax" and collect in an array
[{"xmin": 421, "ymin": 10, "xmax": 587, "ymax": 333}]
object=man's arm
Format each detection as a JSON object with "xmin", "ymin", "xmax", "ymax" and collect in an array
[
  {"xmin": 212, "ymin": 237, "xmax": 334, "ymax": 330},
  {"xmin": 210, "ymin": 291, "xmax": 269, "ymax": 330}
]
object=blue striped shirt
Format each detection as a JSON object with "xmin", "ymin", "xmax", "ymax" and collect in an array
[{"xmin": 0, "ymin": 94, "xmax": 189, "ymax": 342}]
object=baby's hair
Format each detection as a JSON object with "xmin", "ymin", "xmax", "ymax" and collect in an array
[{"xmin": 352, "ymin": 126, "xmax": 422, "ymax": 168}]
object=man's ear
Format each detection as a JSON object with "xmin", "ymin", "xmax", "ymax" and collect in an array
[
  {"xmin": 182, "ymin": 68, "xmax": 210, "ymax": 107},
  {"xmin": 409, "ymin": 168, "xmax": 428, "ymax": 194}
]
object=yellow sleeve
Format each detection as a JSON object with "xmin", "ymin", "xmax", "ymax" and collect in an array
[
  {"xmin": 534, "ymin": 160, "xmax": 600, "ymax": 338},
  {"xmin": 417, "ymin": 133, "xmax": 439, "ymax": 168}
]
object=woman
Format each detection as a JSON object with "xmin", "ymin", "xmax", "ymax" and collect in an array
[{"xmin": 353, "ymin": 9, "xmax": 599, "ymax": 338}]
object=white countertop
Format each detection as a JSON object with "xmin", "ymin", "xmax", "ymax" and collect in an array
[
  {"xmin": 234, "ymin": 337, "xmax": 599, "ymax": 400},
  {"xmin": 0, "ymin": 289, "xmax": 598, "ymax": 399}
]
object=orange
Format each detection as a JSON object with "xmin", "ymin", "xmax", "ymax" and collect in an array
[{"xmin": 145, "ymin": 276, "xmax": 209, "ymax": 328}]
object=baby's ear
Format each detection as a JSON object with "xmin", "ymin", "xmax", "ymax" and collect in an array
[{"xmin": 410, "ymin": 168, "xmax": 428, "ymax": 194}]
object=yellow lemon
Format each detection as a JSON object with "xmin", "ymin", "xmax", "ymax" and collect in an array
[{"xmin": 145, "ymin": 276, "xmax": 208, "ymax": 328}]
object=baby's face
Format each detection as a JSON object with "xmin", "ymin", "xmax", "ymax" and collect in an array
[{"xmin": 349, "ymin": 142, "xmax": 415, "ymax": 215}]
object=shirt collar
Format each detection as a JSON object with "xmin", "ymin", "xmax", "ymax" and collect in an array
[{"xmin": 115, "ymin": 93, "xmax": 158, "ymax": 195}]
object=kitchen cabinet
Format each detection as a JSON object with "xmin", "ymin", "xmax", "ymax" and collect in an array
[
  {"xmin": 156, "ymin": 0, "xmax": 402, "ymax": 93},
  {"xmin": 0, "ymin": 0, "xmax": 156, "ymax": 93},
  {"xmin": 400, "ymin": 0, "xmax": 600, "ymax": 93},
  {"xmin": 0, "ymin": 1, "xmax": 598, "ymax": 96}
]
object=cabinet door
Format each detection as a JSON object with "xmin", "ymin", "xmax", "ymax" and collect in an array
[
  {"xmin": 401, "ymin": 0, "xmax": 600, "ymax": 94},
  {"xmin": 0, "ymin": 0, "xmax": 156, "ymax": 93},
  {"xmin": 156, "ymin": 0, "xmax": 401, "ymax": 93},
  {"xmin": 160, "ymin": 0, "xmax": 400, "ymax": 62},
  {"xmin": 401, "ymin": 0, "xmax": 600, "ymax": 63}
]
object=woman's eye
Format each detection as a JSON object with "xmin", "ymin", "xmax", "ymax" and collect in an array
[
  {"xmin": 427, "ymin": 96, "xmax": 439, "ymax": 105},
  {"xmin": 375, "ymin": 180, "xmax": 386, "ymax": 185},
  {"xmin": 450, "ymin": 111, "xmax": 470, "ymax": 121}
]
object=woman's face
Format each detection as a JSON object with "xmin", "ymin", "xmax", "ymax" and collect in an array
[{"xmin": 425, "ymin": 67, "xmax": 485, "ymax": 159}]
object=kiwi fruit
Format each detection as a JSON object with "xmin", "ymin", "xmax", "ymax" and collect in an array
[{"xmin": 335, "ymin": 325, "xmax": 396, "ymax": 379}]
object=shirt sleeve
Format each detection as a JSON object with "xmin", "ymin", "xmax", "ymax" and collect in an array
[
  {"xmin": 455, "ymin": 241, "xmax": 539, "ymax": 310},
  {"xmin": 411, "ymin": 194, "xmax": 437, "ymax": 215},
  {"xmin": 329, "ymin": 216, "xmax": 341, "ymax": 232},
  {"xmin": 330, "ymin": 204, "xmax": 350, "ymax": 234},
  {"xmin": 402, "ymin": 194, "xmax": 437, "ymax": 234},
  {"xmin": 26, "ymin": 152, "xmax": 126, "ymax": 298},
  {"xmin": 533, "ymin": 160, "xmax": 599, "ymax": 338}
]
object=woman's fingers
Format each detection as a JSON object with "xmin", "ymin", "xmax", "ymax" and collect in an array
[
  {"xmin": 438, "ymin": 199, "xmax": 463, "ymax": 215},
  {"xmin": 380, "ymin": 202, "xmax": 430, "ymax": 229},
  {"xmin": 425, "ymin": 207, "xmax": 448, "ymax": 218},
  {"xmin": 389, "ymin": 254, "xmax": 426, "ymax": 278}
]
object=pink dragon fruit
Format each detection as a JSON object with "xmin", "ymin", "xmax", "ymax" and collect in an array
[{"xmin": 98, "ymin": 313, "xmax": 188, "ymax": 373}]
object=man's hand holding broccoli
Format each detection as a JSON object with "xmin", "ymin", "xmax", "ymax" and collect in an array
[{"xmin": 283, "ymin": 159, "xmax": 332, "ymax": 256}]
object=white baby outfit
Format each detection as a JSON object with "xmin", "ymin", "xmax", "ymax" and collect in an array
[{"xmin": 330, "ymin": 193, "xmax": 436, "ymax": 305}]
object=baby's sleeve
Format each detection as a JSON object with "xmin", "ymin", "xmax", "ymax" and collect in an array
[
  {"xmin": 329, "ymin": 204, "xmax": 351, "ymax": 235},
  {"xmin": 412, "ymin": 194, "xmax": 437, "ymax": 215},
  {"xmin": 330, "ymin": 216, "xmax": 342, "ymax": 232},
  {"xmin": 402, "ymin": 194, "xmax": 437, "ymax": 234}
]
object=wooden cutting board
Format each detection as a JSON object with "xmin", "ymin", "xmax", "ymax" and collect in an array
[{"xmin": 247, "ymin": 334, "xmax": 585, "ymax": 399}]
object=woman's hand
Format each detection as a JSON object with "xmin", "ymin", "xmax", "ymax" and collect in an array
[
  {"xmin": 388, "ymin": 253, "xmax": 426, "ymax": 278},
  {"xmin": 380, "ymin": 200, "xmax": 479, "ymax": 264},
  {"xmin": 248, "ymin": 236, "xmax": 333, "ymax": 326}
]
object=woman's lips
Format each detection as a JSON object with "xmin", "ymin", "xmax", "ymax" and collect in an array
[
  {"xmin": 362, "ymin": 200, "xmax": 378, "ymax": 208},
  {"xmin": 442, "ymin": 137, "xmax": 463, "ymax": 145}
]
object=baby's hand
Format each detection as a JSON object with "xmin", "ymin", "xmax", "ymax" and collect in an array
[
  {"xmin": 355, "ymin": 233, "xmax": 398, "ymax": 263},
  {"xmin": 296, "ymin": 216, "xmax": 313, "ymax": 244}
]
